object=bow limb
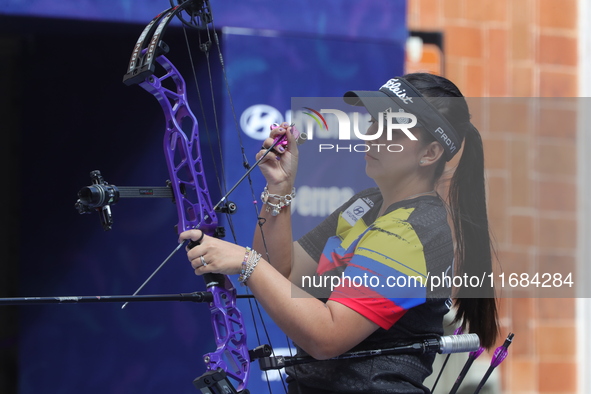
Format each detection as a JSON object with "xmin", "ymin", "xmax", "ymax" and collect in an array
[{"xmin": 137, "ymin": 54, "xmax": 250, "ymax": 392}]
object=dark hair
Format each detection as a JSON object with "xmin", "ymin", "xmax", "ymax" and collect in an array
[{"xmin": 404, "ymin": 73, "xmax": 499, "ymax": 349}]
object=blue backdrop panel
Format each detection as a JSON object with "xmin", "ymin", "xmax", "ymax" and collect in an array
[
  {"xmin": 0, "ymin": 0, "xmax": 407, "ymax": 41},
  {"xmin": 222, "ymin": 29, "xmax": 405, "ymax": 392}
]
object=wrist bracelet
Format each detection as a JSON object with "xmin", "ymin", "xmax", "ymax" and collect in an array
[
  {"xmin": 238, "ymin": 248, "xmax": 261, "ymax": 286},
  {"xmin": 240, "ymin": 246, "xmax": 252, "ymax": 279},
  {"xmin": 261, "ymin": 185, "xmax": 296, "ymax": 216}
]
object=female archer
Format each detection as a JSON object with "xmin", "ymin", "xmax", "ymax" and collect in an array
[{"xmin": 180, "ymin": 73, "xmax": 499, "ymax": 393}]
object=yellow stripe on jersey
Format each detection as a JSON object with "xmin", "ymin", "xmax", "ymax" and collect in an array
[
  {"xmin": 335, "ymin": 214, "xmax": 369, "ymax": 247},
  {"xmin": 354, "ymin": 207, "xmax": 428, "ymax": 282}
]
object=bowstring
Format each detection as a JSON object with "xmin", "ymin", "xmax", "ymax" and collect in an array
[
  {"xmin": 179, "ymin": 20, "xmax": 230, "ymax": 236},
  {"xmin": 206, "ymin": 12, "xmax": 291, "ymax": 393},
  {"xmin": 207, "ymin": 10, "xmax": 299, "ymax": 391},
  {"xmin": 180, "ymin": 3, "xmax": 288, "ymax": 392}
]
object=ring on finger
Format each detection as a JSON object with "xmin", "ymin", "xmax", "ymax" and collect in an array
[{"xmin": 200, "ymin": 255, "xmax": 207, "ymax": 267}]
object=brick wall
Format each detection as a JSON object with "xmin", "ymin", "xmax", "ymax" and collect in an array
[{"xmin": 407, "ymin": 0, "xmax": 579, "ymax": 393}]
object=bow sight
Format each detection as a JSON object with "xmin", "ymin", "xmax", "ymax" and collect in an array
[
  {"xmin": 75, "ymin": 169, "xmax": 236, "ymax": 233},
  {"xmin": 75, "ymin": 170, "xmax": 174, "ymax": 231}
]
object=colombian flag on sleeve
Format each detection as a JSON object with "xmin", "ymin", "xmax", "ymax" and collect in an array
[{"xmin": 327, "ymin": 207, "xmax": 429, "ymax": 329}]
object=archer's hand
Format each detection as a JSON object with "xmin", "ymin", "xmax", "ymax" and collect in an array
[
  {"xmin": 256, "ymin": 122, "xmax": 299, "ymax": 193},
  {"xmin": 179, "ymin": 230, "xmax": 247, "ymax": 276}
]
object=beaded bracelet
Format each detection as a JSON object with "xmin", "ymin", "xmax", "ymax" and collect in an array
[
  {"xmin": 238, "ymin": 247, "xmax": 261, "ymax": 285},
  {"xmin": 240, "ymin": 246, "xmax": 252, "ymax": 281},
  {"xmin": 261, "ymin": 186, "xmax": 296, "ymax": 216}
]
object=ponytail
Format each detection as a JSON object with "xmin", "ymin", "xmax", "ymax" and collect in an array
[
  {"xmin": 449, "ymin": 124, "xmax": 498, "ymax": 349},
  {"xmin": 403, "ymin": 73, "xmax": 499, "ymax": 349}
]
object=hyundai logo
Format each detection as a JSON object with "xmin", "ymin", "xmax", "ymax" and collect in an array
[{"xmin": 240, "ymin": 104, "xmax": 284, "ymax": 140}]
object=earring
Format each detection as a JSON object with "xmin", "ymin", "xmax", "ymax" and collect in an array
[{"xmin": 419, "ymin": 160, "xmax": 425, "ymax": 165}]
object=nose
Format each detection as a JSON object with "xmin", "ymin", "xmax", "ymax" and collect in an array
[
  {"xmin": 365, "ymin": 120, "xmax": 384, "ymax": 139},
  {"xmin": 365, "ymin": 125, "xmax": 386, "ymax": 153}
]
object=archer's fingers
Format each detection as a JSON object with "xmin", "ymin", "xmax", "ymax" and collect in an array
[
  {"xmin": 190, "ymin": 254, "xmax": 210, "ymax": 271},
  {"xmin": 257, "ymin": 137, "xmax": 286, "ymax": 161},
  {"xmin": 256, "ymin": 147, "xmax": 278, "ymax": 162},
  {"xmin": 284, "ymin": 124, "xmax": 299, "ymax": 151},
  {"xmin": 270, "ymin": 123, "xmax": 299, "ymax": 151},
  {"xmin": 268, "ymin": 123, "xmax": 289, "ymax": 142},
  {"xmin": 179, "ymin": 229, "xmax": 205, "ymax": 249}
]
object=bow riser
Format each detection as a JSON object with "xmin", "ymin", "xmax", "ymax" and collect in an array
[
  {"xmin": 133, "ymin": 46, "xmax": 251, "ymax": 389},
  {"xmin": 138, "ymin": 55, "xmax": 218, "ymax": 235},
  {"xmin": 104, "ymin": 1, "xmax": 254, "ymax": 390}
]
